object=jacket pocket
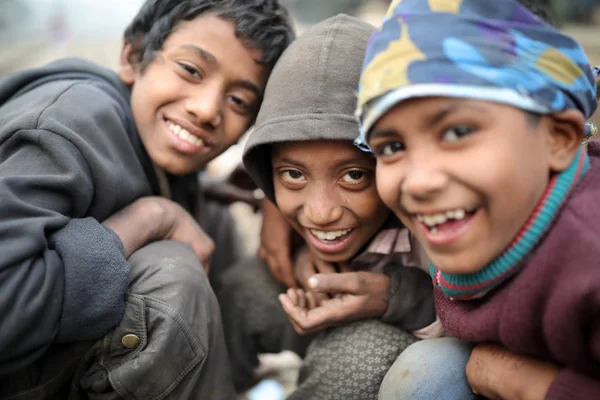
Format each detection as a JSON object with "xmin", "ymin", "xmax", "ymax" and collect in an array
[{"xmin": 100, "ymin": 293, "xmax": 206, "ymax": 400}]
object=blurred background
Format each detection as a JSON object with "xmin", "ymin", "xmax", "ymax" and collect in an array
[{"xmin": 1, "ymin": 0, "xmax": 598, "ymax": 149}]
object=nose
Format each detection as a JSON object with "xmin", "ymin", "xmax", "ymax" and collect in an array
[
  {"xmin": 303, "ymin": 187, "xmax": 343, "ymax": 227},
  {"xmin": 184, "ymin": 83, "xmax": 222, "ymax": 128},
  {"xmin": 401, "ymin": 152, "xmax": 448, "ymax": 201}
]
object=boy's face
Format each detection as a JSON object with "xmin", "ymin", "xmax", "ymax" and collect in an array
[
  {"xmin": 120, "ymin": 13, "xmax": 270, "ymax": 175},
  {"xmin": 272, "ymin": 140, "xmax": 390, "ymax": 263},
  {"xmin": 368, "ymin": 97, "xmax": 560, "ymax": 274}
]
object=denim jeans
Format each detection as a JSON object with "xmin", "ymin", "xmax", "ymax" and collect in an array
[{"xmin": 378, "ymin": 337, "xmax": 475, "ymax": 400}]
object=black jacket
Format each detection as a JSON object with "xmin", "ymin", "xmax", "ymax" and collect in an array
[{"xmin": 0, "ymin": 58, "xmax": 160, "ymax": 373}]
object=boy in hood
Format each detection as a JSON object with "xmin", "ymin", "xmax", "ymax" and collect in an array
[
  {"xmin": 357, "ymin": 0, "xmax": 600, "ymax": 398},
  {"xmin": 218, "ymin": 14, "xmax": 439, "ymax": 400},
  {"xmin": 0, "ymin": 1, "xmax": 293, "ymax": 399}
]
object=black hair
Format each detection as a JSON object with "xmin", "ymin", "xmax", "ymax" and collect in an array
[
  {"xmin": 516, "ymin": 0, "xmax": 555, "ymax": 25},
  {"xmin": 123, "ymin": 0, "xmax": 295, "ymax": 69}
]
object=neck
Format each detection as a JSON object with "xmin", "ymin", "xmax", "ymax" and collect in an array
[{"xmin": 430, "ymin": 148, "xmax": 590, "ymax": 300}]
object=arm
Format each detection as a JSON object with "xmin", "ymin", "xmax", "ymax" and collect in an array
[
  {"xmin": 258, "ymin": 198, "xmax": 298, "ymax": 288},
  {"xmin": 0, "ymin": 129, "xmax": 130, "ymax": 373},
  {"xmin": 381, "ymin": 264, "xmax": 441, "ymax": 337}
]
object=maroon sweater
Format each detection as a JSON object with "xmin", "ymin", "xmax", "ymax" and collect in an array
[{"xmin": 435, "ymin": 142, "xmax": 600, "ymax": 399}]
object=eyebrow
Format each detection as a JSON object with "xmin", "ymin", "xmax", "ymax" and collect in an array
[
  {"xmin": 274, "ymin": 155, "xmax": 371, "ymax": 170},
  {"xmin": 368, "ymin": 101, "xmax": 488, "ymax": 142},
  {"xmin": 274, "ymin": 157, "xmax": 306, "ymax": 169},
  {"xmin": 179, "ymin": 44, "xmax": 263, "ymax": 99},
  {"xmin": 421, "ymin": 102, "xmax": 487, "ymax": 128}
]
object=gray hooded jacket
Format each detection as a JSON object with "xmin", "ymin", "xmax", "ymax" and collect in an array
[{"xmin": 243, "ymin": 15, "xmax": 437, "ymax": 334}]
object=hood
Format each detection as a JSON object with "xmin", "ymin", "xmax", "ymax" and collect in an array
[
  {"xmin": 243, "ymin": 14, "xmax": 374, "ymax": 203},
  {"xmin": 0, "ymin": 57, "xmax": 128, "ymax": 107}
]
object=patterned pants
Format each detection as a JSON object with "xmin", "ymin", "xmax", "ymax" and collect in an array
[{"xmin": 216, "ymin": 256, "xmax": 418, "ymax": 400}]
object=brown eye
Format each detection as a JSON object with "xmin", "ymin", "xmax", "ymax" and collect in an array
[
  {"xmin": 281, "ymin": 169, "xmax": 306, "ymax": 183},
  {"xmin": 341, "ymin": 170, "xmax": 366, "ymax": 184}
]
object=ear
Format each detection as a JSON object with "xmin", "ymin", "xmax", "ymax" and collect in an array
[
  {"xmin": 546, "ymin": 109, "xmax": 586, "ymax": 172},
  {"xmin": 118, "ymin": 41, "xmax": 139, "ymax": 85}
]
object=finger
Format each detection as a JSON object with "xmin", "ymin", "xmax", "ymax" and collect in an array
[
  {"xmin": 258, "ymin": 246, "xmax": 267, "ymax": 261},
  {"xmin": 266, "ymin": 254, "xmax": 283, "ymax": 284},
  {"xmin": 278, "ymin": 294, "xmax": 313, "ymax": 335},
  {"xmin": 306, "ymin": 291, "xmax": 317, "ymax": 310},
  {"xmin": 308, "ymin": 272, "xmax": 364, "ymax": 294},
  {"xmin": 296, "ymin": 289, "xmax": 307, "ymax": 310},
  {"xmin": 313, "ymin": 258, "xmax": 337, "ymax": 275},
  {"xmin": 276, "ymin": 251, "xmax": 297, "ymax": 288},
  {"xmin": 279, "ymin": 295, "xmax": 326, "ymax": 334},
  {"xmin": 285, "ymin": 288, "xmax": 299, "ymax": 306}
]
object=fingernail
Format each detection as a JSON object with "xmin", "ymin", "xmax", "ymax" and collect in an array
[{"xmin": 308, "ymin": 276, "xmax": 318, "ymax": 288}]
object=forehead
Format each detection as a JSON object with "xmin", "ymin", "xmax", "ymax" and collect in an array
[
  {"xmin": 162, "ymin": 12, "xmax": 269, "ymax": 88},
  {"xmin": 272, "ymin": 140, "xmax": 373, "ymax": 164},
  {"xmin": 372, "ymin": 97, "xmax": 514, "ymax": 130}
]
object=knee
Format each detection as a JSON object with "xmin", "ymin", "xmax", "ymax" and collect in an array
[
  {"xmin": 379, "ymin": 337, "xmax": 475, "ymax": 400},
  {"xmin": 127, "ymin": 240, "xmax": 219, "ymax": 330},
  {"xmin": 301, "ymin": 321, "xmax": 414, "ymax": 397}
]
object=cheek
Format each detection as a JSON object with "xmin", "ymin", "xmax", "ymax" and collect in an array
[
  {"xmin": 375, "ymin": 163, "xmax": 401, "ymax": 212},
  {"xmin": 272, "ymin": 183, "xmax": 300, "ymax": 221},
  {"xmin": 222, "ymin": 116, "xmax": 249, "ymax": 147},
  {"xmin": 348, "ymin": 188, "xmax": 389, "ymax": 222}
]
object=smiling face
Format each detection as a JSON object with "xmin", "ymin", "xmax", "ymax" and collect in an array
[
  {"xmin": 272, "ymin": 140, "xmax": 390, "ymax": 263},
  {"xmin": 367, "ymin": 97, "xmax": 582, "ymax": 274},
  {"xmin": 119, "ymin": 13, "xmax": 270, "ymax": 175}
]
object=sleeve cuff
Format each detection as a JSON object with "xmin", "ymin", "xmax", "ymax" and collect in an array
[
  {"xmin": 546, "ymin": 368, "xmax": 600, "ymax": 400},
  {"xmin": 50, "ymin": 217, "xmax": 130, "ymax": 342}
]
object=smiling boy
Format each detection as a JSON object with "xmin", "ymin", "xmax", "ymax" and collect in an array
[
  {"xmin": 0, "ymin": 1, "xmax": 293, "ymax": 399},
  {"xmin": 357, "ymin": 0, "xmax": 600, "ymax": 398}
]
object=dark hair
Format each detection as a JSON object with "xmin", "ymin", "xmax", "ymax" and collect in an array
[
  {"xmin": 516, "ymin": 0, "xmax": 554, "ymax": 25},
  {"xmin": 123, "ymin": 0, "xmax": 295, "ymax": 69}
]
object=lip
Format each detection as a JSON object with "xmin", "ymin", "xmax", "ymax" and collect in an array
[
  {"xmin": 304, "ymin": 227, "xmax": 357, "ymax": 255},
  {"xmin": 163, "ymin": 116, "xmax": 214, "ymax": 155},
  {"xmin": 416, "ymin": 208, "xmax": 480, "ymax": 246}
]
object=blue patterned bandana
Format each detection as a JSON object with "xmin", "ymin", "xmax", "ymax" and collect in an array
[{"xmin": 355, "ymin": 0, "xmax": 598, "ymax": 148}]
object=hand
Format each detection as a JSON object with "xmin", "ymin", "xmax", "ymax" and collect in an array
[
  {"xmin": 293, "ymin": 246, "xmax": 336, "ymax": 305},
  {"xmin": 278, "ymin": 271, "xmax": 391, "ymax": 335},
  {"xmin": 162, "ymin": 199, "xmax": 215, "ymax": 272},
  {"xmin": 258, "ymin": 198, "xmax": 298, "ymax": 288},
  {"xmin": 466, "ymin": 344, "xmax": 560, "ymax": 400},
  {"xmin": 103, "ymin": 197, "xmax": 215, "ymax": 272},
  {"xmin": 200, "ymin": 164, "xmax": 263, "ymax": 210}
]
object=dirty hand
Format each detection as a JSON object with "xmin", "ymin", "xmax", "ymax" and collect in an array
[
  {"xmin": 103, "ymin": 196, "xmax": 214, "ymax": 272},
  {"xmin": 278, "ymin": 271, "xmax": 390, "ymax": 335},
  {"xmin": 293, "ymin": 246, "xmax": 337, "ymax": 305},
  {"xmin": 466, "ymin": 344, "xmax": 559, "ymax": 400},
  {"xmin": 258, "ymin": 198, "xmax": 298, "ymax": 288}
]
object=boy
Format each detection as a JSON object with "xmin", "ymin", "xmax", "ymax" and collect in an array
[
  {"xmin": 218, "ymin": 14, "xmax": 438, "ymax": 400},
  {"xmin": 0, "ymin": 1, "xmax": 293, "ymax": 399},
  {"xmin": 357, "ymin": 0, "xmax": 600, "ymax": 398}
]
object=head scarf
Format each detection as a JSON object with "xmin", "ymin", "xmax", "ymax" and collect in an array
[{"xmin": 355, "ymin": 0, "xmax": 598, "ymax": 148}]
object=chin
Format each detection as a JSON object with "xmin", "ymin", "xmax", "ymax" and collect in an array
[
  {"xmin": 430, "ymin": 253, "xmax": 487, "ymax": 275},
  {"xmin": 314, "ymin": 251, "xmax": 352, "ymax": 265}
]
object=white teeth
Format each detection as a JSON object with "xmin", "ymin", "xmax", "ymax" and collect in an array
[
  {"xmin": 167, "ymin": 120, "xmax": 204, "ymax": 147},
  {"xmin": 310, "ymin": 228, "xmax": 352, "ymax": 241},
  {"xmin": 417, "ymin": 208, "xmax": 471, "ymax": 228}
]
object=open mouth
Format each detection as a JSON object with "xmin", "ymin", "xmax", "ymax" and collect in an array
[
  {"xmin": 305, "ymin": 228, "xmax": 356, "ymax": 254},
  {"xmin": 166, "ymin": 119, "xmax": 205, "ymax": 147},
  {"xmin": 310, "ymin": 228, "xmax": 353, "ymax": 242},
  {"xmin": 416, "ymin": 207, "xmax": 479, "ymax": 245}
]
